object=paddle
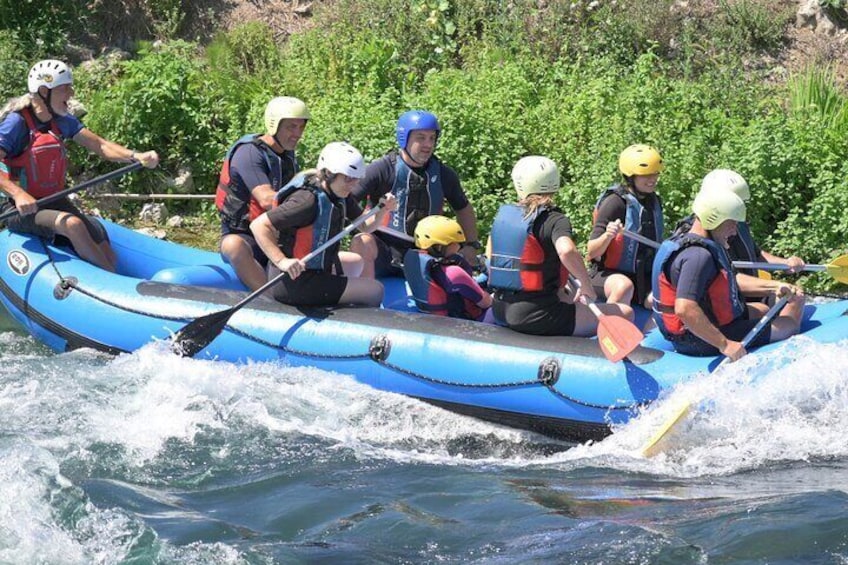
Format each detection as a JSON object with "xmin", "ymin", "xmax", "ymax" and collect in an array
[
  {"xmin": 568, "ymin": 275, "xmax": 644, "ymax": 362},
  {"xmin": 640, "ymin": 292, "xmax": 793, "ymax": 457},
  {"xmin": 0, "ymin": 161, "xmax": 143, "ymax": 223},
  {"xmin": 375, "ymin": 225, "xmax": 415, "ymax": 243},
  {"xmin": 732, "ymin": 257, "xmax": 848, "ymax": 284},
  {"xmin": 171, "ymin": 202, "xmax": 385, "ymax": 358},
  {"xmin": 621, "ymin": 229, "xmax": 848, "ymax": 282}
]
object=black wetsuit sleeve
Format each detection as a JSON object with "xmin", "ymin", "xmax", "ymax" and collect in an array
[
  {"xmin": 266, "ymin": 189, "xmax": 318, "ymax": 230},
  {"xmin": 670, "ymin": 246, "xmax": 718, "ymax": 302},
  {"xmin": 440, "ymin": 163, "xmax": 470, "ymax": 211},
  {"xmin": 230, "ymin": 144, "xmax": 273, "ymax": 192},
  {"xmin": 590, "ymin": 194, "xmax": 626, "ymax": 239}
]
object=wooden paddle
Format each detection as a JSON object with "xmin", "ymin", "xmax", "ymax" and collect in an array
[
  {"xmin": 622, "ymin": 229, "xmax": 848, "ymax": 283},
  {"xmin": 640, "ymin": 292, "xmax": 793, "ymax": 457},
  {"xmin": 568, "ymin": 275, "xmax": 644, "ymax": 363},
  {"xmin": 171, "ymin": 203, "xmax": 385, "ymax": 358},
  {"xmin": 0, "ymin": 161, "xmax": 143, "ymax": 222}
]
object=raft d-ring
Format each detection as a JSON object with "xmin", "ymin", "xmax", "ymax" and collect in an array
[
  {"xmin": 369, "ymin": 334, "xmax": 391, "ymax": 362},
  {"xmin": 53, "ymin": 276, "xmax": 78, "ymax": 300},
  {"xmin": 537, "ymin": 357, "xmax": 561, "ymax": 386}
]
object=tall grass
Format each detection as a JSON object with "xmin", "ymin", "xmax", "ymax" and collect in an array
[{"xmin": 789, "ymin": 65, "xmax": 848, "ymax": 137}]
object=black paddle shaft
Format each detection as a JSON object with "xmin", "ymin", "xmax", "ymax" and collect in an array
[
  {"xmin": 0, "ymin": 161, "xmax": 143, "ymax": 222},
  {"xmin": 171, "ymin": 202, "xmax": 386, "ymax": 357}
]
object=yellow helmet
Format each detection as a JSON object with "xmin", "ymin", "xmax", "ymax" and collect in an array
[
  {"xmin": 700, "ymin": 169, "xmax": 750, "ymax": 202},
  {"xmin": 692, "ymin": 189, "xmax": 746, "ymax": 230},
  {"xmin": 264, "ymin": 96, "xmax": 310, "ymax": 136},
  {"xmin": 512, "ymin": 156, "xmax": 560, "ymax": 200},
  {"xmin": 414, "ymin": 215, "xmax": 466, "ymax": 250},
  {"xmin": 619, "ymin": 144, "xmax": 664, "ymax": 177}
]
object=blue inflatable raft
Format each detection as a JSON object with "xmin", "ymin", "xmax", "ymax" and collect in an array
[{"xmin": 1, "ymin": 220, "xmax": 846, "ymax": 442}]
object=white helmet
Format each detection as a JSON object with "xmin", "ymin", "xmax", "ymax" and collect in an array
[
  {"xmin": 700, "ymin": 168, "xmax": 750, "ymax": 202},
  {"xmin": 264, "ymin": 96, "xmax": 310, "ymax": 136},
  {"xmin": 318, "ymin": 142, "xmax": 366, "ymax": 179},
  {"xmin": 28, "ymin": 59, "xmax": 73, "ymax": 93},
  {"xmin": 512, "ymin": 156, "xmax": 560, "ymax": 200},
  {"xmin": 693, "ymin": 188, "xmax": 746, "ymax": 230}
]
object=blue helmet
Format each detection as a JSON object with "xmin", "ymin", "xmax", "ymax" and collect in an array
[{"xmin": 396, "ymin": 110, "xmax": 441, "ymax": 149}]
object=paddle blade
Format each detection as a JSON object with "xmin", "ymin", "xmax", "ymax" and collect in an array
[
  {"xmin": 170, "ymin": 308, "xmax": 235, "ymax": 357},
  {"xmin": 641, "ymin": 399, "xmax": 692, "ymax": 458},
  {"xmin": 596, "ymin": 315, "xmax": 644, "ymax": 362},
  {"xmin": 826, "ymin": 254, "xmax": 848, "ymax": 284}
]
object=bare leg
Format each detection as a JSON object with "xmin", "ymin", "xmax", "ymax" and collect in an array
[
  {"xmin": 220, "ymin": 234, "xmax": 266, "ymax": 291},
  {"xmin": 769, "ymin": 294, "xmax": 805, "ymax": 341},
  {"xmin": 54, "ymin": 213, "xmax": 115, "ymax": 272},
  {"xmin": 350, "ymin": 233, "xmax": 379, "ymax": 279},
  {"xmin": 572, "ymin": 302, "xmax": 634, "ymax": 337},
  {"xmin": 339, "ymin": 251, "xmax": 364, "ymax": 277},
  {"xmin": 603, "ymin": 272, "xmax": 635, "ymax": 305},
  {"xmin": 339, "ymin": 277, "xmax": 384, "ymax": 307}
]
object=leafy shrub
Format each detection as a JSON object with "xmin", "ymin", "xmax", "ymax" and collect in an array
[
  {"xmin": 76, "ymin": 41, "xmax": 243, "ymax": 194},
  {"xmin": 0, "ymin": 31, "xmax": 31, "ymax": 101}
]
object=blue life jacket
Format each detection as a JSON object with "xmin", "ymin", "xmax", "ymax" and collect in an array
[
  {"xmin": 381, "ymin": 153, "xmax": 444, "ymax": 235},
  {"xmin": 274, "ymin": 175, "xmax": 337, "ymax": 272},
  {"xmin": 592, "ymin": 184, "xmax": 664, "ymax": 274},
  {"xmin": 728, "ymin": 221, "xmax": 762, "ymax": 276},
  {"xmin": 652, "ymin": 234, "xmax": 746, "ymax": 338},
  {"xmin": 489, "ymin": 204, "xmax": 566, "ymax": 293},
  {"xmin": 403, "ymin": 249, "xmax": 478, "ymax": 319}
]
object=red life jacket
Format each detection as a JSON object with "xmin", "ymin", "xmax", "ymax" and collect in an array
[
  {"xmin": 215, "ymin": 134, "xmax": 297, "ymax": 232},
  {"xmin": 652, "ymin": 234, "xmax": 745, "ymax": 337},
  {"xmin": 2, "ymin": 107, "xmax": 68, "ymax": 198}
]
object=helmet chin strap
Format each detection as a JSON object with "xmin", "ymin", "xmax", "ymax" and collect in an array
[
  {"xmin": 35, "ymin": 88, "xmax": 57, "ymax": 120},
  {"xmin": 401, "ymin": 148, "xmax": 427, "ymax": 168}
]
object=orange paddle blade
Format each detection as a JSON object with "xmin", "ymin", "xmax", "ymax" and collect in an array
[{"xmin": 596, "ymin": 314, "xmax": 644, "ymax": 363}]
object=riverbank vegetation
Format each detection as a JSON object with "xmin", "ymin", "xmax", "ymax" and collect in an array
[{"xmin": 1, "ymin": 0, "xmax": 847, "ymax": 290}]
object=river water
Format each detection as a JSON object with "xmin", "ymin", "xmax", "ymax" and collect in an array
[{"xmin": 1, "ymin": 309, "xmax": 847, "ymax": 564}]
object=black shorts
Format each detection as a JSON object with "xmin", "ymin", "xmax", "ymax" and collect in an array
[
  {"xmin": 492, "ymin": 291, "xmax": 577, "ymax": 336},
  {"xmin": 219, "ymin": 228, "xmax": 268, "ymax": 266},
  {"xmin": 3, "ymin": 197, "xmax": 108, "ymax": 244},
  {"xmin": 672, "ymin": 315, "xmax": 772, "ymax": 357},
  {"xmin": 373, "ymin": 235, "xmax": 413, "ymax": 278},
  {"xmin": 267, "ymin": 267, "xmax": 348, "ymax": 306}
]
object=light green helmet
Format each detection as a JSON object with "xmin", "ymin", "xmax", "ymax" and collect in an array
[
  {"xmin": 264, "ymin": 96, "xmax": 310, "ymax": 136},
  {"xmin": 692, "ymin": 189, "xmax": 746, "ymax": 230},
  {"xmin": 700, "ymin": 169, "xmax": 750, "ymax": 202},
  {"xmin": 512, "ymin": 156, "xmax": 560, "ymax": 200}
]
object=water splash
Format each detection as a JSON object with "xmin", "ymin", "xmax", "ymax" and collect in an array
[{"xmin": 581, "ymin": 336, "xmax": 848, "ymax": 477}]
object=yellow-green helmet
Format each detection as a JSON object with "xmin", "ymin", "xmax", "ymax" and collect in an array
[
  {"xmin": 264, "ymin": 96, "xmax": 310, "ymax": 136},
  {"xmin": 512, "ymin": 156, "xmax": 560, "ymax": 200},
  {"xmin": 700, "ymin": 169, "xmax": 750, "ymax": 202},
  {"xmin": 619, "ymin": 144, "xmax": 664, "ymax": 177},
  {"xmin": 692, "ymin": 189, "xmax": 746, "ymax": 230},
  {"xmin": 414, "ymin": 215, "xmax": 466, "ymax": 250}
]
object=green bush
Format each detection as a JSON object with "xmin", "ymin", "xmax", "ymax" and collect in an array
[
  {"xmin": 76, "ymin": 41, "xmax": 242, "ymax": 194},
  {"xmin": 0, "ymin": 31, "xmax": 31, "ymax": 101}
]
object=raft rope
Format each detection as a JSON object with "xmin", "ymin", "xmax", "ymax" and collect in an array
[{"xmin": 40, "ymin": 241, "xmax": 640, "ymax": 411}]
